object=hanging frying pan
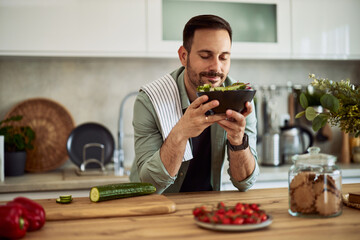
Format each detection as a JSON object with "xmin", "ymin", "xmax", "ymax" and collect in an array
[{"xmin": 67, "ymin": 122, "xmax": 114, "ymax": 169}]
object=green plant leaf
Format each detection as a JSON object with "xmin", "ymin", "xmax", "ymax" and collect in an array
[
  {"xmin": 299, "ymin": 93, "xmax": 308, "ymax": 109},
  {"xmin": 13, "ymin": 134, "xmax": 25, "ymax": 151},
  {"xmin": 295, "ymin": 111, "xmax": 305, "ymax": 119},
  {"xmin": 0, "ymin": 115, "xmax": 22, "ymax": 125},
  {"xmin": 312, "ymin": 115, "xmax": 328, "ymax": 132},
  {"xmin": 305, "ymin": 107, "xmax": 317, "ymax": 121},
  {"xmin": 320, "ymin": 94, "xmax": 339, "ymax": 113}
]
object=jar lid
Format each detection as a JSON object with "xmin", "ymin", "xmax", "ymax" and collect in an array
[{"xmin": 291, "ymin": 146, "xmax": 337, "ymax": 165}]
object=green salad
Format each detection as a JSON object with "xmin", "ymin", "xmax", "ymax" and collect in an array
[{"xmin": 197, "ymin": 82, "xmax": 251, "ymax": 92}]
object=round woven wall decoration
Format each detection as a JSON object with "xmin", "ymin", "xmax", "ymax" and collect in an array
[{"xmin": 4, "ymin": 98, "xmax": 75, "ymax": 172}]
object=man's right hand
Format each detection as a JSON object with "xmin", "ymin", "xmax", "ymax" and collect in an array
[
  {"xmin": 160, "ymin": 95, "xmax": 226, "ymax": 177},
  {"xmin": 175, "ymin": 95, "xmax": 227, "ymax": 141}
]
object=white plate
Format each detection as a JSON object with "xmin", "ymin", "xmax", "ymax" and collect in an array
[{"xmin": 194, "ymin": 215, "xmax": 273, "ymax": 232}]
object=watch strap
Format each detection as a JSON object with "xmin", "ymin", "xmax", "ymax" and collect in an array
[{"xmin": 227, "ymin": 133, "xmax": 249, "ymax": 151}]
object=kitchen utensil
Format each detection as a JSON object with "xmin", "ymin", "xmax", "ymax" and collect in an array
[
  {"xmin": 67, "ymin": 123, "xmax": 114, "ymax": 169},
  {"xmin": 341, "ymin": 132, "xmax": 350, "ymax": 164},
  {"xmin": 287, "ymin": 82, "xmax": 295, "ymax": 125},
  {"xmin": 196, "ymin": 89, "xmax": 256, "ymax": 114},
  {"xmin": 3, "ymin": 98, "xmax": 75, "ymax": 172},
  {"xmin": 261, "ymin": 87, "xmax": 270, "ymax": 134},
  {"xmin": 280, "ymin": 122, "xmax": 314, "ymax": 164},
  {"xmin": 40, "ymin": 194, "xmax": 176, "ymax": 221}
]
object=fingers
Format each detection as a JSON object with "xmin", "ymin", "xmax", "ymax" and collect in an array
[
  {"xmin": 204, "ymin": 113, "xmax": 227, "ymax": 124},
  {"xmin": 217, "ymin": 104, "xmax": 253, "ymax": 145},
  {"xmin": 190, "ymin": 95, "xmax": 220, "ymax": 115},
  {"xmin": 241, "ymin": 102, "xmax": 253, "ymax": 117}
]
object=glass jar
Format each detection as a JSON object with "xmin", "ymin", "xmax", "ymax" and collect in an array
[{"xmin": 288, "ymin": 147, "xmax": 342, "ymax": 218}]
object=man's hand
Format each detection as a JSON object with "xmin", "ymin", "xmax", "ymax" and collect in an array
[
  {"xmin": 216, "ymin": 102, "xmax": 255, "ymax": 182},
  {"xmin": 160, "ymin": 95, "xmax": 226, "ymax": 177},
  {"xmin": 175, "ymin": 95, "xmax": 227, "ymax": 141},
  {"xmin": 216, "ymin": 102, "xmax": 253, "ymax": 145}
]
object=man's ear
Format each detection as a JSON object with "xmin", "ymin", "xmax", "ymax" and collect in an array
[{"xmin": 178, "ymin": 46, "xmax": 188, "ymax": 66}]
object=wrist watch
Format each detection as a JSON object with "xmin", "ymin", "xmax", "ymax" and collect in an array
[{"xmin": 227, "ymin": 133, "xmax": 249, "ymax": 151}]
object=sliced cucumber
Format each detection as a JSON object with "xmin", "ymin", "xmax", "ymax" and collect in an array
[
  {"xmin": 56, "ymin": 195, "xmax": 73, "ymax": 204},
  {"xmin": 60, "ymin": 195, "xmax": 72, "ymax": 200}
]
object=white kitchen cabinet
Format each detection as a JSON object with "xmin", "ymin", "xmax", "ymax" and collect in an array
[
  {"xmin": 147, "ymin": 0, "xmax": 291, "ymax": 59},
  {"xmin": 291, "ymin": 0, "xmax": 360, "ymax": 59},
  {"xmin": 0, "ymin": 0, "xmax": 146, "ymax": 57}
]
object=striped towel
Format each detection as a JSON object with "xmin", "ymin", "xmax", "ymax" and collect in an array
[{"xmin": 141, "ymin": 74, "xmax": 193, "ymax": 161}]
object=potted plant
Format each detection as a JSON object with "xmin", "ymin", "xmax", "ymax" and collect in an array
[
  {"xmin": 0, "ymin": 115, "xmax": 35, "ymax": 176},
  {"xmin": 296, "ymin": 74, "xmax": 360, "ymax": 137},
  {"xmin": 296, "ymin": 74, "xmax": 360, "ymax": 163}
]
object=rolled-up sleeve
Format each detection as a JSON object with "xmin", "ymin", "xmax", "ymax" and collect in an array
[
  {"xmin": 130, "ymin": 92, "xmax": 176, "ymax": 193},
  {"xmin": 227, "ymin": 100, "xmax": 260, "ymax": 191}
]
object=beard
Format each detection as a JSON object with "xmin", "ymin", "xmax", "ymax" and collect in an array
[{"xmin": 186, "ymin": 57, "xmax": 226, "ymax": 90}]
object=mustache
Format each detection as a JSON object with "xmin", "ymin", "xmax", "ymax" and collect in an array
[{"xmin": 199, "ymin": 71, "xmax": 224, "ymax": 78}]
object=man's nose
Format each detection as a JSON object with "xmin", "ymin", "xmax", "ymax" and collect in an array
[{"xmin": 209, "ymin": 58, "xmax": 222, "ymax": 72}]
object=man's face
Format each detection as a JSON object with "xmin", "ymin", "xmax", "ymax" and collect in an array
[{"xmin": 184, "ymin": 29, "xmax": 231, "ymax": 92}]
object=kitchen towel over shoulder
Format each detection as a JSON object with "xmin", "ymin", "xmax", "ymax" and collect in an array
[{"xmin": 140, "ymin": 74, "xmax": 193, "ymax": 161}]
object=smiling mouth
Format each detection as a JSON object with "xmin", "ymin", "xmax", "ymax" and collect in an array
[{"xmin": 200, "ymin": 71, "xmax": 224, "ymax": 79}]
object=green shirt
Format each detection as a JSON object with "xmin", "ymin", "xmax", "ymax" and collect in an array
[{"xmin": 130, "ymin": 67, "xmax": 259, "ymax": 193}]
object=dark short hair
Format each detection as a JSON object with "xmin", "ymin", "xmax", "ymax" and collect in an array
[{"xmin": 183, "ymin": 14, "xmax": 232, "ymax": 52}]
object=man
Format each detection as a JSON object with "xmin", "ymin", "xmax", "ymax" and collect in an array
[{"xmin": 130, "ymin": 15, "xmax": 259, "ymax": 193}]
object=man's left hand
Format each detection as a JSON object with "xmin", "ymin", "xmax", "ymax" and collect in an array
[{"xmin": 216, "ymin": 102, "xmax": 253, "ymax": 145}]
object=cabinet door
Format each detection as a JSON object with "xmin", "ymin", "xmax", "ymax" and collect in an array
[
  {"xmin": 292, "ymin": 0, "xmax": 360, "ymax": 59},
  {"xmin": 0, "ymin": 0, "xmax": 146, "ymax": 57},
  {"xmin": 147, "ymin": 0, "xmax": 291, "ymax": 59}
]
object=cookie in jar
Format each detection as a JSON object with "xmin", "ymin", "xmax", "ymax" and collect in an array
[{"xmin": 288, "ymin": 147, "xmax": 342, "ymax": 218}]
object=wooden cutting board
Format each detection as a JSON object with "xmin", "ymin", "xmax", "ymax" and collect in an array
[{"xmin": 36, "ymin": 194, "xmax": 176, "ymax": 221}]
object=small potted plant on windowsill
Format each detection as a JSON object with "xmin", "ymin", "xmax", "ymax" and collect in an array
[{"xmin": 0, "ymin": 115, "xmax": 35, "ymax": 176}]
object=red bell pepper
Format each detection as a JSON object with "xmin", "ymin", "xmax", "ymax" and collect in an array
[
  {"xmin": 0, "ymin": 205, "xmax": 29, "ymax": 239},
  {"xmin": 7, "ymin": 197, "xmax": 46, "ymax": 231}
]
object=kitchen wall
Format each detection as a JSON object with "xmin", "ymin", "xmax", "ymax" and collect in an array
[{"xmin": 0, "ymin": 57, "xmax": 359, "ymax": 169}]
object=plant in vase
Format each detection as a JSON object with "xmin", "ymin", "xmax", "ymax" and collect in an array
[
  {"xmin": 296, "ymin": 74, "xmax": 360, "ymax": 137},
  {"xmin": 0, "ymin": 115, "xmax": 35, "ymax": 176}
]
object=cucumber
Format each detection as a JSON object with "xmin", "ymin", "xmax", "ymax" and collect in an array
[
  {"xmin": 56, "ymin": 198, "xmax": 72, "ymax": 204},
  {"xmin": 89, "ymin": 182, "xmax": 156, "ymax": 202},
  {"xmin": 60, "ymin": 195, "xmax": 72, "ymax": 200},
  {"xmin": 56, "ymin": 195, "xmax": 73, "ymax": 204}
]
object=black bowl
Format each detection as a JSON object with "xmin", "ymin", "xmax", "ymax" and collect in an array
[{"xmin": 196, "ymin": 89, "xmax": 256, "ymax": 114}]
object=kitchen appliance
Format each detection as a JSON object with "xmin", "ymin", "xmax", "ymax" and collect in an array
[
  {"xmin": 262, "ymin": 129, "xmax": 281, "ymax": 166},
  {"xmin": 261, "ymin": 85, "xmax": 282, "ymax": 166},
  {"xmin": 280, "ymin": 121, "xmax": 313, "ymax": 164}
]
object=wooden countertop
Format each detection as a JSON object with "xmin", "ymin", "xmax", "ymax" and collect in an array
[{"xmin": 18, "ymin": 183, "xmax": 360, "ymax": 240}]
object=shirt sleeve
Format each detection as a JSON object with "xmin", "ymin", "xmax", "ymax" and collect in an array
[
  {"xmin": 131, "ymin": 91, "xmax": 177, "ymax": 193},
  {"xmin": 227, "ymin": 100, "xmax": 260, "ymax": 191}
]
